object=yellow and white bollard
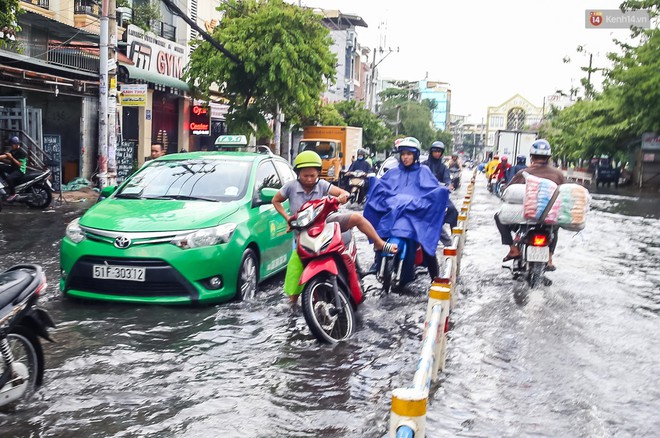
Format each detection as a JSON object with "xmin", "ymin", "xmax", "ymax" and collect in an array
[
  {"xmin": 452, "ymin": 227, "xmax": 464, "ymax": 276},
  {"xmin": 428, "ymin": 283, "xmax": 451, "ymax": 375},
  {"xmin": 389, "ymin": 388, "xmax": 427, "ymax": 438}
]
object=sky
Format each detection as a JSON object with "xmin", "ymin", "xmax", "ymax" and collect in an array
[{"xmin": 298, "ymin": 0, "xmax": 635, "ymax": 124}]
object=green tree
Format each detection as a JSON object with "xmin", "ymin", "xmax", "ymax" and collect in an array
[
  {"xmin": 185, "ymin": 0, "xmax": 336, "ymax": 137},
  {"xmin": 543, "ymin": 0, "xmax": 659, "ymax": 161},
  {"xmin": 380, "ymin": 100, "xmax": 435, "ymax": 149},
  {"xmin": 332, "ymin": 100, "xmax": 392, "ymax": 152},
  {"xmin": 0, "ymin": 0, "xmax": 22, "ymax": 50}
]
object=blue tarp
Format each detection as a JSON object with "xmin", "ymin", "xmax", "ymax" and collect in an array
[{"xmin": 364, "ymin": 162, "xmax": 449, "ymax": 255}]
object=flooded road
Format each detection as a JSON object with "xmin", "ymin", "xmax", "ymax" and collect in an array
[{"xmin": 1, "ymin": 180, "xmax": 659, "ymax": 437}]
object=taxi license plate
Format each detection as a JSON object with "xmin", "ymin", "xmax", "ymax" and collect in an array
[
  {"xmin": 93, "ymin": 265, "xmax": 146, "ymax": 282},
  {"xmin": 526, "ymin": 246, "xmax": 549, "ymax": 263}
]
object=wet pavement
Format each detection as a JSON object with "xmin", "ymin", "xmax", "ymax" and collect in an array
[{"xmin": 1, "ymin": 179, "xmax": 659, "ymax": 437}]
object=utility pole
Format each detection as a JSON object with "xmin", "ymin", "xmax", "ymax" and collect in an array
[
  {"xmin": 98, "ymin": 0, "xmax": 117, "ymax": 188},
  {"xmin": 274, "ymin": 103, "xmax": 282, "ymax": 155},
  {"xmin": 98, "ymin": 0, "xmax": 109, "ymax": 187}
]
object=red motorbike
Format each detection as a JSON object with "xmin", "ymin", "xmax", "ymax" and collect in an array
[{"xmin": 289, "ymin": 197, "xmax": 363, "ymax": 343}]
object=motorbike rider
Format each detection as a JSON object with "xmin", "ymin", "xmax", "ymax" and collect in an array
[
  {"xmin": 422, "ymin": 141, "xmax": 451, "ymax": 184},
  {"xmin": 365, "ymin": 137, "xmax": 449, "ymax": 281},
  {"xmin": 272, "ymin": 150, "xmax": 394, "ymax": 304},
  {"xmin": 448, "ymin": 154, "xmax": 462, "ymax": 190},
  {"xmin": 344, "ymin": 148, "xmax": 372, "ymax": 193},
  {"xmin": 494, "ymin": 139, "xmax": 565, "ymax": 270},
  {"xmin": 485, "ymin": 154, "xmax": 500, "ymax": 181},
  {"xmin": 494, "ymin": 155, "xmax": 510, "ymax": 183},
  {"xmin": 0, "ymin": 136, "xmax": 28, "ymax": 202},
  {"xmin": 506, "ymin": 154, "xmax": 527, "ymax": 183},
  {"xmin": 422, "ymin": 141, "xmax": 458, "ymax": 244}
]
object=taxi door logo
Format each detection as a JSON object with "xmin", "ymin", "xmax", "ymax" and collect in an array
[{"xmin": 589, "ymin": 11, "xmax": 604, "ymax": 26}]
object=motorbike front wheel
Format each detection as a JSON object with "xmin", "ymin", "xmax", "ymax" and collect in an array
[
  {"xmin": 0, "ymin": 326, "xmax": 44, "ymax": 406},
  {"xmin": 27, "ymin": 183, "xmax": 52, "ymax": 209},
  {"xmin": 301, "ymin": 275, "xmax": 356, "ymax": 344}
]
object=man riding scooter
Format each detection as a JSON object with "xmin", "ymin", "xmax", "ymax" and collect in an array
[
  {"xmin": 0, "ymin": 136, "xmax": 28, "ymax": 202},
  {"xmin": 422, "ymin": 141, "xmax": 459, "ymax": 246},
  {"xmin": 494, "ymin": 139, "xmax": 565, "ymax": 270}
]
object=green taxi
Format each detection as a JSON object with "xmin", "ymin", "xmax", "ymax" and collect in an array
[{"xmin": 60, "ymin": 150, "xmax": 294, "ymax": 304}]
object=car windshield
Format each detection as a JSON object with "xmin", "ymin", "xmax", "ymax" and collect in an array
[
  {"xmin": 116, "ymin": 159, "xmax": 252, "ymax": 202},
  {"xmin": 298, "ymin": 141, "xmax": 337, "ymax": 159}
]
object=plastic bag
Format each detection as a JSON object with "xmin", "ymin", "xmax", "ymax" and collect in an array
[
  {"xmin": 523, "ymin": 172, "xmax": 558, "ymax": 222},
  {"xmin": 501, "ymin": 184, "xmax": 525, "ymax": 204},
  {"xmin": 498, "ymin": 203, "xmax": 535, "ymax": 225},
  {"xmin": 557, "ymin": 183, "xmax": 590, "ymax": 231}
]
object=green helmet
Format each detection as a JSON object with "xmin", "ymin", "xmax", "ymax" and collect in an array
[{"xmin": 294, "ymin": 150, "xmax": 322, "ymax": 170}]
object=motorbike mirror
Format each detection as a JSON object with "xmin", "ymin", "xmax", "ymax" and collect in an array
[
  {"xmin": 100, "ymin": 185, "xmax": 117, "ymax": 198},
  {"xmin": 259, "ymin": 187, "xmax": 278, "ymax": 203},
  {"xmin": 338, "ymin": 152, "xmax": 344, "ymax": 158}
]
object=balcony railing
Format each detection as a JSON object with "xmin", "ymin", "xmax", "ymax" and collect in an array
[
  {"xmin": 74, "ymin": 0, "xmax": 100, "ymax": 16},
  {"xmin": 21, "ymin": 0, "xmax": 49, "ymax": 10},
  {"xmin": 47, "ymin": 43, "xmax": 99, "ymax": 74},
  {"xmin": 152, "ymin": 21, "xmax": 176, "ymax": 42}
]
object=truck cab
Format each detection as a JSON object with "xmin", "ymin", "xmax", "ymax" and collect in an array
[{"xmin": 297, "ymin": 139, "xmax": 343, "ymax": 183}]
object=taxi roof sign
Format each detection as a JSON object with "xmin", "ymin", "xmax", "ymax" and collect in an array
[{"xmin": 215, "ymin": 135, "xmax": 248, "ymax": 146}]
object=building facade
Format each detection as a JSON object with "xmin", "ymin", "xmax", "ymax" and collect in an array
[
  {"xmin": 316, "ymin": 9, "xmax": 368, "ymax": 104},
  {"xmin": 485, "ymin": 94, "xmax": 543, "ymax": 149},
  {"xmin": 418, "ymin": 80, "xmax": 451, "ymax": 131}
]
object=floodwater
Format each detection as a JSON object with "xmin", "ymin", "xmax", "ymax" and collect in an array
[{"xmin": 1, "ymin": 179, "xmax": 659, "ymax": 437}]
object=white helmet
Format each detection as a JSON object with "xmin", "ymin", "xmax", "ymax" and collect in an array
[
  {"xmin": 395, "ymin": 137, "xmax": 421, "ymax": 154},
  {"xmin": 530, "ymin": 139, "xmax": 552, "ymax": 156}
]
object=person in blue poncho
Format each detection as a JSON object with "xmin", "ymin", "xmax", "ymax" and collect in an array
[{"xmin": 364, "ymin": 137, "xmax": 450, "ymax": 282}]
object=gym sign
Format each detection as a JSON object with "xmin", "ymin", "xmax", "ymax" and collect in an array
[{"xmin": 189, "ymin": 104, "xmax": 210, "ymax": 136}]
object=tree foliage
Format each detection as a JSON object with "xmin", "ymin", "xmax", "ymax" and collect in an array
[
  {"xmin": 185, "ymin": 0, "xmax": 336, "ymax": 137},
  {"xmin": 332, "ymin": 100, "xmax": 392, "ymax": 152},
  {"xmin": 0, "ymin": 0, "xmax": 22, "ymax": 50},
  {"xmin": 380, "ymin": 100, "xmax": 436, "ymax": 149},
  {"xmin": 542, "ymin": 0, "xmax": 659, "ymax": 161}
]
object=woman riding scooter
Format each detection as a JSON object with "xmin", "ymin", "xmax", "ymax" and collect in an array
[{"xmin": 364, "ymin": 137, "xmax": 449, "ymax": 285}]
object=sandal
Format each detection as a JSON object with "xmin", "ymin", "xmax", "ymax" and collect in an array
[
  {"xmin": 545, "ymin": 264, "xmax": 557, "ymax": 272},
  {"xmin": 502, "ymin": 253, "xmax": 522, "ymax": 262}
]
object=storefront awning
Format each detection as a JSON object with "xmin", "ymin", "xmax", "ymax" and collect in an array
[{"xmin": 122, "ymin": 64, "xmax": 190, "ymax": 91}]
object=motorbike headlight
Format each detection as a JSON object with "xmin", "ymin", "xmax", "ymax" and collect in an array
[
  {"xmin": 65, "ymin": 218, "xmax": 86, "ymax": 243},
  {"xmin": 327, "ymin": 166, "xmax": 335, "ymax": 177},
  {"xmin": 171, "ymin": 223, "xmax": 237, "ymax": 249}
]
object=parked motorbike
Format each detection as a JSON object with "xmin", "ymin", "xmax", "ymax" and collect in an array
[
  {"xmin": 344, "ymin": 170, "xmax": 371, "ymax": 205},
  {"xmin": 0, "ymin": 168, "xmax": 53, "ymax": 210},
  {"xmin": 0, "ymin": 264, "xmax": 55, "ymax": 408},
  {"xmin": 289, "ymin": 197, "xmax": 363, "ymax": 343}
]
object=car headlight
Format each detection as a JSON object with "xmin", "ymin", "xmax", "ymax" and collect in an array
[
  {"xmin": 65, "ymin": 218, "xmax": 86, "ymax": 243},
  {"xmin": 171, "ymin": 223, "xmax": 237, "ymax": 249}
]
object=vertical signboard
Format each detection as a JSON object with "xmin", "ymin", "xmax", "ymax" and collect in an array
[
  {"xmin": 42, "ymin": 134, "xmax": 62, "ymax": 191},
  {"xmin": 116, "ymin": 141, "xmax": 136, "ymax": 184}
]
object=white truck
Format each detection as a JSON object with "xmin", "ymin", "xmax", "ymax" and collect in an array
[{"xmin": 494, "ymin": 130, "xmax": 538, "ymax": 160}]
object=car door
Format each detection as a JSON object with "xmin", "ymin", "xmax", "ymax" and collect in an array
[{"xmin": 249, "ymin": 159, "xmax": 291, "ymax": 279}]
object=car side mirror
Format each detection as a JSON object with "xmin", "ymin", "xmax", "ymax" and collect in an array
[
  {"xmin": 259, "ymin": 187, "xmax": 278, "ymax": 203},
  {"xmin": 100, "ymin": 185, "xmax": 117, "ymax": 198}
]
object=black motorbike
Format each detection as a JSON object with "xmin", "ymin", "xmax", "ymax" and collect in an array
[
  {"xmin": 344, "ymin": 170, "xmax": 370, "ymax": 205},
  {"xmin": 503, "ymin": 191, "xmax": 559, "ymax": 289},
  {"xmin": 0, "ymin": 167, "xmax": 53, "ymax": 210},
  {"xmin": 450, "ymin": 167, "xmax": 461, "ymax": 190},
  {"xmin": 0, "ymin": 264, "xmax": 55, "ymax": 408}
]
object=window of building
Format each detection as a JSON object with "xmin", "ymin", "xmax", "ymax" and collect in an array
[{"xmin": 507, "ymin": 107, "xmax": 526, "ymax": 130}]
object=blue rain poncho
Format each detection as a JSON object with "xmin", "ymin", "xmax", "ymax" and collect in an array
[{"xmin": 364, "ymin": 161, "xmax": 449, "ymax": 255}]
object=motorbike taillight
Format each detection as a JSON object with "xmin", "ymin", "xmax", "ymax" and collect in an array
[
  {"xmin": 35, "ymin": 280, "xmax": 48, "ymax": 296},
  {"xmin": 531, "ymin": 234, "xmax": 548, "ymax": 247}
]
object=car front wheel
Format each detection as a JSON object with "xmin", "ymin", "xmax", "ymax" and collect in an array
[{"xmin": 236, "ymin": 248, "xmax": 258, "ymax": 301}]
